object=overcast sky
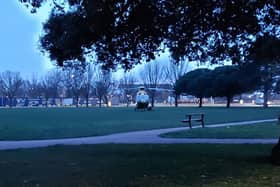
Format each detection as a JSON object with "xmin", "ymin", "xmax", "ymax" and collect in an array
[
  {"xmin": 0, "ymin": 1, "xmax": 200, "ymax": 80},
  {"xmin": 0, "ymin": 0, "xmax": 54, "ymax": 79}
]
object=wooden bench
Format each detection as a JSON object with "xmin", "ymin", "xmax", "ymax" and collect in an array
[{"xmin": 181, "ymin": 113, "xmax": 205, "ymax": 128}]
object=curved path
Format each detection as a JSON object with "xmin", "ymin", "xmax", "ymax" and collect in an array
[{"xmin": 0, "ymin": 119, "xmax": 277, "ymax": 150}]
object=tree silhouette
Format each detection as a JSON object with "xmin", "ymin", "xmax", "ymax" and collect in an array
[
  {"xmin": 248, "ymin": 34, "xmax": 280, "ymax": 107},
  {"xmin": 0, "ymin": 71, "xmax": 23, "ymax": 107},
  {"xmin": 19, "ymin": 0, "xmax": 280, "ymax": 69},
  {"xmin": 175, "ymin": 68, "xmax": 212, "ymax": 107}
]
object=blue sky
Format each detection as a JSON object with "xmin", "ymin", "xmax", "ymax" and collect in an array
[{"xmin": 0, "ymin": 0, "xmax": 53, "ymax": 79}]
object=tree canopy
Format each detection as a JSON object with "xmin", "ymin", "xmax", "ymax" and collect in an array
[
  {"xmin": 249, "ymin": 34, "xmax": 280, "ymax": 65},
  {"xmin": 175, "ymin": 68, "xmax": 212, "ymax": 107},
  {"xmin": 175, "ymin": 64, "xmax": 260, "ymax": 107},
  {"xmin": 212, "ymin": 66, "xmax": 249, "ymax": 107},
  {"xmin": 19, "ymin": 0, "xmax": 280, "ymax": 69}
]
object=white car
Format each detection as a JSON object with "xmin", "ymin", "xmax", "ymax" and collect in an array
[{"xmin": 255, "ymin": 98, "xmax": 271, "ymax": 105}]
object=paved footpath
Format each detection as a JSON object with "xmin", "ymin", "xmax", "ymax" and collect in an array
[{"xmin": 0, "ymin": 119, "xmax": 278, "ymax": 150}]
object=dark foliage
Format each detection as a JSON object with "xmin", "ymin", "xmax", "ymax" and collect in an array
[
  {"xmin": 249, "ymin": 34, "xmax": 280, "ymax": 65},
  {"xmin": 175, "ymin": 65, "xmax": 260, "ymax": 107},
  {"xmin": 248, "ymin": 35, "xmax": 280, "ymax": 107},
  {"xmin": 175, "ymin": 68, "xmax": 212, "ymax": 107},
  {"xmin": 212, "ymin": 65, "xmax": 260, "ymax": 107},
  {"xmin": 19, "ymin": 0, "xmax": 280, "ymax": 69}
]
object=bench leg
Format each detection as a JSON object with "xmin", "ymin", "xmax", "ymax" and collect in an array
[
  {"xmin": 188, "ymin": 115, "xmax": 192, "ymax": 128},
  {"xmin": 201, "ymin": 114, "xmax": 205, "ymax": 128}
]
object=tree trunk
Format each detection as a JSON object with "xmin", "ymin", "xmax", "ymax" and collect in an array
[
  {"xmin": 263, "ymin": 64, "xmax": 270, "ymax": 108},
  {"xmin": 99, "ymin": 97, "xmax": 102, "ymax": 108},
  {"xmin": 226, "ymin": 96, "xmax": 231, "ymax": 108},
  {"xmin": 86, "ymin": 95, "xmax": 89, "ymax": 108},
  {"xmin": 150, "ymin": 90, "xmax": 156, "ymax": 108},
  {"xmin": 175, "ymin": 94, "xmax": 178, "ymax": 107},
  {"xmin": 271, "ymin": 138, "xmax": 280, "ymax": 165},
  {"xmin": 103, "ymin": 96, "xmax": 108, "ymax": 107},
  {"xmin": 263, "ymin": 89, "xmax": 269, "ymax": 108},
  {"xmin": 151, "ymin": 96, "xmax": 155, "ymax": 107},
  {"xmin": 125, "ymin": 92, "xmax": 129, "ymax": 107},
  {"xmin": 60, "ymin": 97, "xmax": 63, "ymax": 107},
  {"xmin": 45, "ymin": 98, "xmax": 49, "ymax": 108},
  {"xmin": 75, "ymin": 96, "xmax": 79, "ymax": 108},
  {"xmin": 126, "ymin": 96, "xmax": 129, "ymax": 107},
  {"xmin": 199, "ymin": 97, "xmax": 203, "ymax": 108},
  {"xmin": 0, "ymin": 96, "xmax": 3, "ymax": 107},
  {"xmin": 9, "ymin": 97, "xmax": 13, "ymax": 108}
]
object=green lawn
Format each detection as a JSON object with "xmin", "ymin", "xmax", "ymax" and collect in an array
[
  {"xmin": 161, "ymin": 122, "xmax": 280, "ymax": 139},
  {"xmin": 0, "ymin": 144, "xmax": 279, "ymax": 187},
  {"xmin": 0, "ymin": 107, "xmax": 279, "ymax": 140}
]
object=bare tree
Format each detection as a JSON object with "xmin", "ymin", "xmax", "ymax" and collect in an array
[
  {"xmin": 140, "ymin": 61, "xmax": 164, "ymax": 107},
  {"xmin": 119, "ymin": 72, "xmax": 136, "ymax": 107},
  {"xmin": 24, "ymin": 74, "xmax": 42, "ymax": 99},
  {"xmin": 94, "ymin": 68, "xmax": 112, "ymax": 107},
  {"xmin": 165, "ymin": 60, "xmax": 189, "ymax": 107},
  {"xmin": 0, "ymin": 71, "xmax": 23, "ymax": 107},
  {"xmin": 81, "ymin": 63, "xmax": 96, "ymax": 107},
  {"xmin": 63, "ymin": 67, "xmax": 85, "ymax": 107},
  {"xmin": 41, "ymin": 69, "xmax": 62, "ymax": 107}
]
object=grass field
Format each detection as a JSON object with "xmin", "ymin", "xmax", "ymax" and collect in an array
[
  {"xmin": 0, "ymin": 107, "xmax": 279, "ymax": 140},
  {"xmin": 0, "ymin": 144, "xmax": 279, "ymax": 187},
  {"xmin": 162, "ymin": 122, "xmax": 280, "ymax": 139},
  {"xmin": 0, "ymin": 107, "xmax": 280, "ymax": 187}
]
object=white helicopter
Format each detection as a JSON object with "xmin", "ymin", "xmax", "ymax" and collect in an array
[
  {"xmin": 134, "ymin": 86, "xmax": 151, "ymax": 111},
  {"xmin": 134, "ymin": 86, "xmax": 174, "ymax": 111}
]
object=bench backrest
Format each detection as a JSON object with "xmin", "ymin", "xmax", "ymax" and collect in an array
[{"xmin": 186, "ymin": 113, "xmax": 204, "ymax": 117}]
